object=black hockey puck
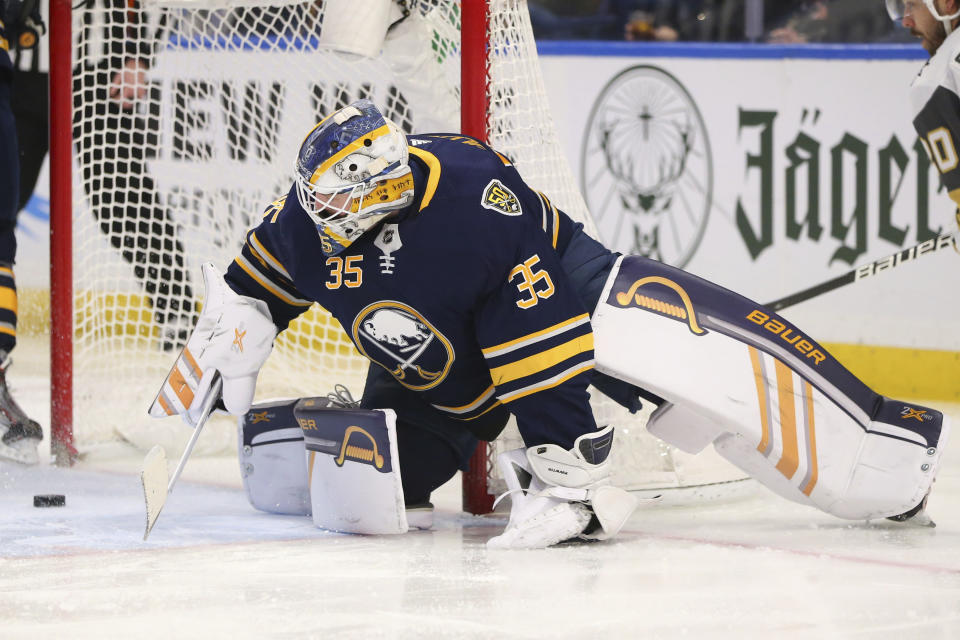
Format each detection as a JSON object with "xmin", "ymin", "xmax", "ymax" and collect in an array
[{"xmin": 33, "ymin": 494, "xmax": 65, "ymax": 508}]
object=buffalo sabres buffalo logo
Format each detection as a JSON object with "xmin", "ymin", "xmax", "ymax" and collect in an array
[
  {"xmin": 352, "ymin": 302, "xmax": 454, "ymax": 390},
  {"xmin": 481, "ymin": 179, "xmax": 522, "ymax": 216}
]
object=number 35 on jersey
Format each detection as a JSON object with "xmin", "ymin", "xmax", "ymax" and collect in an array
[{"xmin": 510, "ymin": 254, "xmax": 555, "ymax": 309}]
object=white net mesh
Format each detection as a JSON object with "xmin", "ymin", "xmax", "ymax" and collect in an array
[{"xmin": 69, "ymin": 0, "xmax": 741, "ymax": 497}]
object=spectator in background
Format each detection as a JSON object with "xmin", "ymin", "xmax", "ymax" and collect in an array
[
  {"xmin": 766, "ymin": 0, "xmax": 895, "ymax": 43},
  {"xmin": 672, "ymin": 0, "xmax": 804, "ymax": 42},
  {"xmin": 622, "ymin": 1, "xmax": 693, "ymax": 42},
  {"xmin": 531, "ymin": 0, "xmax": 899, "ymax": 44},
  {"xmin": 528, "ymin": 0, "xmax": 622, "ymax": 40}
]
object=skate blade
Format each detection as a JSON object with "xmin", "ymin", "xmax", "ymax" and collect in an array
[{"xmin": 0, "ymin": 440, "xmax": 40, "ymax": 465}]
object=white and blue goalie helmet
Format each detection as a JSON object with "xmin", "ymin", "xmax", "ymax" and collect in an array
[{"xmin": 295, "ymin": 99, "xmax": 414, "ymax": 255}]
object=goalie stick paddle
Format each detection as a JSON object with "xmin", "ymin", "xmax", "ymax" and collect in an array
[
  {"xmin": 765, "ymin": 231, "xmax": 958, "ymax": 312},
  {"xmin": 141, "ymin": 374, "xmax": 222, "ymax": 541}
]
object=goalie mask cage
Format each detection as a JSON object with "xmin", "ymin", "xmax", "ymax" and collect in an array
[{"xmin": 49, "ymin": 0, "xmax": 744, "ymax": 513}]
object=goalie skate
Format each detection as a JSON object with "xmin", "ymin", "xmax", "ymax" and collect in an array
[
  {"xmin": 0, "ymin": 358, "xmax": 42, "ymax": 465},
  {"xmin": 887, "ymin": 491, "xmax": 936, "ymax": 528}
]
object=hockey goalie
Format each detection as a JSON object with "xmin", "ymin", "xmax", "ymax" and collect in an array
[{"xmin": 149, "ymin": 98, "xmax": 950, "ymax": 549}]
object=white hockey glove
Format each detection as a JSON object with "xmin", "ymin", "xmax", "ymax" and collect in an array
[
  {"xmin": 487, "ymin": 425, "xmax": 640, "ymax": 550},
  {"xmin": 149, "ymin": 262, "xmax": 278, "ymax": 426}
]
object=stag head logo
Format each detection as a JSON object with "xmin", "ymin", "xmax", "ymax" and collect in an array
[{"xmin": 581, "ymin": 65, "xmax": 713, "ymax": 268}]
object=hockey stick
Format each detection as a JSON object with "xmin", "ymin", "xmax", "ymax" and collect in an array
[
  {"xmin": 141, "ymin": 374, "xmax": 222, "ymax": 541},
  {"xmin": 765, "ymin": 231, "xmax": 959, "ymax": 312}
]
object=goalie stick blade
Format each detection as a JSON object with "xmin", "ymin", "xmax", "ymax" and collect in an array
[{"xmin": 141, "ymin": 445, "xmax": 169, "ymax": 541}]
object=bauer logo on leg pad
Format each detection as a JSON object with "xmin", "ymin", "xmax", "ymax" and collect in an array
[{"xmin": 745, "ymin": 310, "xmax": 827, "ymax": 366}]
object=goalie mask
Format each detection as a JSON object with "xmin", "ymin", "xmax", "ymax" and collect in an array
[
  {"xmin": 886, "ymin": 0, "xmax": 960, "ymax": 34},
  {"xmin": 295, "ymin": 99, "xmax": 414, "ymax": 256}
]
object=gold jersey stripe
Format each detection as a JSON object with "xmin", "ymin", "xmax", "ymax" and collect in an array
[
  {"xmin": 0, "ymin": 286, "xmax": 17, "ymax": 314},
  {"xmin": 482, "ymin": 314, "xmax": 590, "ymax": 358},
  {"xmin": 249, "ymin": 232, "xmax": 293, "ymax": 280},
  {"xmin": 498, "ymin": 361, "xmax": 595, "ymax": 404},
  {"xmin": 0, "ymin": 325, "xmax": 15, "ymax": 337},
  {"xmin": 408, "ymin": 146, "xmax": 441, "ymax": 210},
  {"xmin": 234, "ymin": 256, "xmax": 313, "ymax": 308},
  {"xmin": 0, "ymin": 266, "xmax": 13, "ymax": 278},
  {"xmin": 454, "ymin": 401, "xmax": 504, "ymax": 421},
  {"xmin": 537, "ymin": 192, "xmax": 549, "ymax": 232},
  {"xmin": 550, "ymin": 200, "xmax": 559, "ymax": 249},
  {"xmin": 536, "ymin": 191, "xmax": 559, "ymax": 248},
  {"xmin": 432, "ymin": 385, "xmax": 496, "ymax": 413},
  {"xmin": 488, "ymin": 334, "xmax": 593, "ymax": 386}
]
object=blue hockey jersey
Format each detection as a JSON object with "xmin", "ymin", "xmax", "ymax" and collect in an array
[
  {"xmin": 226, "ymin": 134, "xmax": 602, "ymax": 447},
  {"xmin": 1, "ymin": 1, "xmax": 11, "ymax": 74}
]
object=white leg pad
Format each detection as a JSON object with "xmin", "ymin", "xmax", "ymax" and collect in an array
[
  {"xmin": 592, "ymin": 255, "xmax": 951, "ymax": 520},
  {"xmin": 238, "ymin": 399, "xmax": 311, "ymax": 516},
  {"xmin": 240, "ymin": 397, "xmax": 420, "ymax": 533},
  {"xmin": 646, "ymin": 402, "xmax": 725, "ymax": 454},
  {"xmin": 297, "ymin": 400, "xmax": 408, "ymax": 535}
]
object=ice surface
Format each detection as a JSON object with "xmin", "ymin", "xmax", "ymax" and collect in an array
[{"xmin": 2, "ymin": 337, "xmax": 958, "ymax": 639}]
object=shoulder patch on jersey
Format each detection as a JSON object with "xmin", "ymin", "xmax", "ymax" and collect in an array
[{"xmin": 481, "ymin": 179, "xmax": 522, "ymax": 216}]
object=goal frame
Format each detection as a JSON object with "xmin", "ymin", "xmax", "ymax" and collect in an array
[
  {"xmin": 48, "ymin": 0, "xmax": 499, "ymax": 512},
  {"xmin": 50, "ymin": 0, "xmax": 75, "ymax": 465}
]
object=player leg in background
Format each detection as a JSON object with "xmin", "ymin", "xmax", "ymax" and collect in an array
[
  {"xmin": 11, "ymin": 65, "xmax": 47, "ymax": 213},
  {"xmin": 72, "ymin": 60, "xmax": 196, "ymax": 351},
  {"xmin": 0, "ymin": 74, "xmax": 42, "ymax": 465},
  {"xmin": 359, "ymin": 366, "xmax": 503, "ymax": 516}
]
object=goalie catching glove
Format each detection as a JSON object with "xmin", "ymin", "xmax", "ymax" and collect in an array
[
  {"xmin": 487, "ymin": 425, "xmax": 640, "ymax": 550},
  {"xmin": 149, "ymin": 263, "xmax": 278, "ymax": 426}
]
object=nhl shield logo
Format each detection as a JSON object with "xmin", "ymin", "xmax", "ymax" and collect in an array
[
  {"xmin": 481, "ymin": 179, "xmax": 522, "ymax": 216},
  {"xmin": 352, "ymin": 302, "xmax": 455, "ymax": 390}
]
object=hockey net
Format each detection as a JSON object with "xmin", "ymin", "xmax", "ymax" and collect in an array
[{"xmin": 63, "ymin": 0, "xmax": 744, "ymax": 510}]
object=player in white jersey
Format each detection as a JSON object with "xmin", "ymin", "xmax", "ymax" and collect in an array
[{"xmin": 888, "ymin": 0, "xmax": 960, "ymax": 230}]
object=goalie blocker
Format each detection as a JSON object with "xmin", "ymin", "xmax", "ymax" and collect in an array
[{"xmin": 592, "ymin": 255, "xmax": 950, "ymax": 521}]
